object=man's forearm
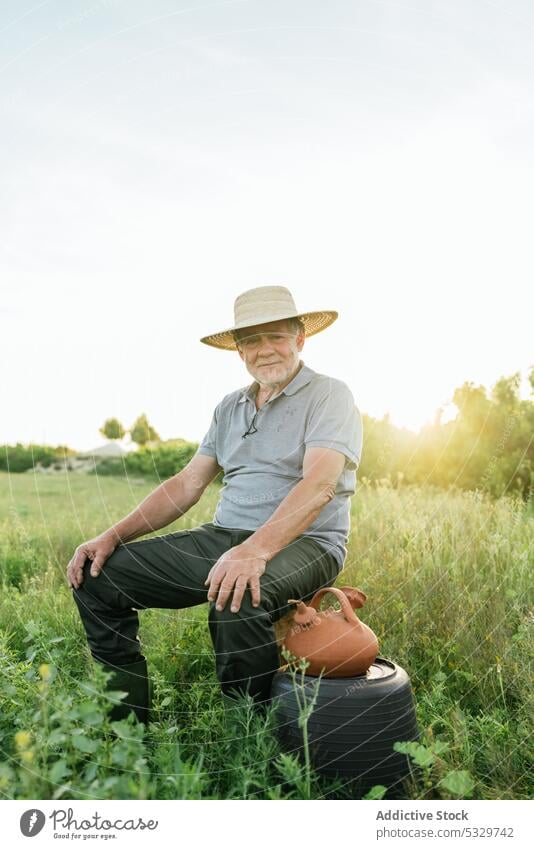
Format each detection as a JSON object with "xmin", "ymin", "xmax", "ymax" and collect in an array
[
  {"xmin": 104, "ymin": 474, "xmax": 199, "ymax": 544},
  {"xmin": 242, "ymin": 477, "xmax": 335, "ymax": 562}
]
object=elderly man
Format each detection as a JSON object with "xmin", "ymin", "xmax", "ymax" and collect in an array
[{"xmin": 68, "ymin": 286, "xmax": 363, "ymax": 725}]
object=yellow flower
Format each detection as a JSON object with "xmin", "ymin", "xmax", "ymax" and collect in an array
[
  {"xmin": 15, "ymin": 731, "xmax": 31, "ymax": 750},
  {"xmin": 20, "ymin": 750, "xmax": 35, "ymax": 764},
  {"xmin": 38, "ymin": 663, "xmax": 51, "ymax": 681}
]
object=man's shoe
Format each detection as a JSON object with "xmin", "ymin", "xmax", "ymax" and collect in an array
[{"xmin": 97, "ymin": 657, "xmax": 152, "ymax": 726}]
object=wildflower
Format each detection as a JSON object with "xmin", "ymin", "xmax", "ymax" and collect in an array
[
  {"xmin": 15, "ymin": 731, "xmax": 32, "ymax": 749},
  {"xmin": 20, "ymin": 750, "xmax": 35, "ymax": 764},
  {"xmin": 38, "ymin": 663, "xmax": 52, "ymax": 681}
]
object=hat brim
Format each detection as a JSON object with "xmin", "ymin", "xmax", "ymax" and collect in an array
[{"xmin": 200, "ymin": 311, "xmax": 338, "ymax": 351}]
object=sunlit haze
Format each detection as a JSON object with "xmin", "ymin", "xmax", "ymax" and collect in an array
[{"xmin": 2, "ymin": 0, "xmax": 533, "ymax": 450}]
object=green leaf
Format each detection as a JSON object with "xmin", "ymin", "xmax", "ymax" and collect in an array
[
  {"xmin": 439, "ymin": 770, "xmax": 475, "ymax": 798},
  {"xmin": 84, "ymin": 763, "xmax": 98, "ymax": 782},
  {"xmin": 48, "ymin": 730, "xmax": 67, "ymax": 747},
  {"xmin": 106, "ymin": 688, "xmax": 129, "ymax": 704},
  {"xmin": 432, "ymin": 740, "xmax": 450, "ymax": 756},
  {"xmin": 52, "ymin": 783, "xmax": 71, "ymax": 800},
  {"xmin": 412, "ymin": 746, "xmax": 436, "ymax": 768},
  {"xmin": 111, "ymin": 746, "xmax": 129, "ymax": 766},
  {"xmin": 49, "ymin": 759, "xmax": 70, "ymax": 783},
  {"xmin": 0, "ymin": 763, "xmax": 15, "ymax": 784},
  {"xmin": 109, "ymin": 719, "xmax": 132, "ymax": 738},
  {"xmin": 394, "ymin": 741, "xmax": 435, "ymax": 768},
  {"xmin": 63, "ymin": 701, "xmax": 81, "ymax": 718},
  {"xmin": 363, "ymin": 784, "xmax": 388, "ymax": 800},
  {"xmin": 72, "ymin": 734, "xmax": 98, "ymax": 753},
  {"xmin": 275, "ymin": 752, "xmax": 303, "ymax": 784},
  {"xmin": 78, "ymin": 700, "xmax": 104, "ymax": 726}
]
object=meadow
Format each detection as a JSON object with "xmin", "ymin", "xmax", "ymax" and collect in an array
[{"xmin": 0, "ymin": 470, "xmax": 532, "ymax": 800}]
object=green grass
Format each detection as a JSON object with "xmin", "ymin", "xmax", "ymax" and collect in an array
[{"xmin": 0, "ymin": 471, "xmax": 532, "ymax": 799}]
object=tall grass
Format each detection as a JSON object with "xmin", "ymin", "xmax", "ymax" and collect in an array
[{"xmin": 0, "ymin": 471, "xmax": 532, "ymax": 799}]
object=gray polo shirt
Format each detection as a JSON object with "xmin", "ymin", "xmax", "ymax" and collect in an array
[{"xmin": 196, "ymin": 361, "xmax": 363, "ymax": 568}]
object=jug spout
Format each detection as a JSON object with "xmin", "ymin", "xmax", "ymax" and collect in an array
[{"xmin": 287, "ymin": 599, "xmax": 318, "ymax": 627}]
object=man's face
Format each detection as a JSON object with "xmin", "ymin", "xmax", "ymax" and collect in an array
[{"xmin": 236, "ymin": 319, "xmax": 305, "ymax": 387}]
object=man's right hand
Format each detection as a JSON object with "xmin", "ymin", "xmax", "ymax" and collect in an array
[{"xmin": 67, "ymin": 532, "xmax": 118, "ymax": 589}]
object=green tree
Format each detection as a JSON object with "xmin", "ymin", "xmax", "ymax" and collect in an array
[
  {"xmin": 99, "ymin": 418, "xmax": 126, "ymax": 441},
  {"xmin": 452, "ymin": 381, "xmax": 491, "ymax": 434},
  {"xmin": 130, "ymin": 414, "xmax": 160, "ymax": 447},
  {"xmin": 491, "ymin": 372, "xmax": 521, "ymax": 409}
]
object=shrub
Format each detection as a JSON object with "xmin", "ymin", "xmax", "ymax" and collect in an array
[
  {"xmin": 91, "ymin": 440, "xmax": 198, "ymax": 480},
  {"xmin": 0, "ymin": 444, "xmax": 75, "ymax": 474}
]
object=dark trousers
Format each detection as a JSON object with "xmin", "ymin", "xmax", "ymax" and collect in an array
[{"xmin": 72, "ymin": 523, "xmax": 341, "ymax": 704}]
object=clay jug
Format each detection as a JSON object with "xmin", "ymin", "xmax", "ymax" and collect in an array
[{"xmin": 283, "ymin": 586, "xmax": 379, "ymax": 677}]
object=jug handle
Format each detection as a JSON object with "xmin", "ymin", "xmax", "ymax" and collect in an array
[{"xmin": 308, "ymin": 586, "xmax": 359, "ymax": 624}]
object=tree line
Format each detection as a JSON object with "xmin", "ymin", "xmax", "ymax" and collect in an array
[{"xmin": 1, "ymin": 371, "xmax": 532, "ymax": 499}]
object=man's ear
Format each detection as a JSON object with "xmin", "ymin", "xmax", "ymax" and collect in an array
[
  {"xmin": 296, "ymin": 329, "xmax": 305, "ymax": 351},
  {"xmin": 237, "ymin": 345, "xmax": 244, "ymax": 361}
]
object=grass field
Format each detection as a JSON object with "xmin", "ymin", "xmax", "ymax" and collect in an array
[{"xmin": 0, "ymin": 470, "xmax": 532, "ymax": 800}]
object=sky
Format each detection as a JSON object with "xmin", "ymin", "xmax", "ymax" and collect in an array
[{"xmin": 2, "ymin": 0, "xmax": 533, "ymax": 451}]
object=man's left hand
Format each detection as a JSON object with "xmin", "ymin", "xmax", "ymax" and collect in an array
[{"xmin": 204, "ymin": 543, "xmax": 268, "ymax": 613}]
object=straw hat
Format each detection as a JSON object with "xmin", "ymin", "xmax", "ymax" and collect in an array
[{"xmin": 200, "ymin": 285, "xmax": 338, "ymax": 351}]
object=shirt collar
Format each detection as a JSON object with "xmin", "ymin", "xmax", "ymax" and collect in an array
[{"xmin": 238, "ymin": 361, "xmax": 315, "ymax": 403}]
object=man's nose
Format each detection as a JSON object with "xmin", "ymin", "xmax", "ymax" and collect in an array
[{"xmin": 256, "ymin": 336, "xmax": 276, "ymax": 356}]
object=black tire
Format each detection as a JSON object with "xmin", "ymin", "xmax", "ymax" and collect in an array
[{"xmin": 271, "ymin": 656, "xmax": 420, "ymax": 797}]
